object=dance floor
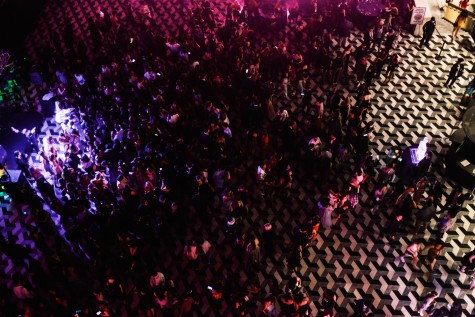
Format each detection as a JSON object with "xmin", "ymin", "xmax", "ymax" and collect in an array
[{"xmin": 0, "ymin": 0, "xmax": 474, "ymax": 316}]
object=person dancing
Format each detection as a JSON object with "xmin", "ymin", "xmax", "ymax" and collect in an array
[{"xmin": 11, "ymin": 126, "xmax": 39, "ymax": 154}]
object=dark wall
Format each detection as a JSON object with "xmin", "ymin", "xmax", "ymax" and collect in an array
[{"xmin": 0, "ymin": 0, "xmax": 47, "ymax": 53}]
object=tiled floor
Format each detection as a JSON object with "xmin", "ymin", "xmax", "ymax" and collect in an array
[{"xmin": 1, "ymin": 0, "xmax": 474, "ymax": 316}]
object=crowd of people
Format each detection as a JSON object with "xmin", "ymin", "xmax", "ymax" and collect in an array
[{"xmin": 1, "ymin": 0, "xmax": 474, "ymax": 316}]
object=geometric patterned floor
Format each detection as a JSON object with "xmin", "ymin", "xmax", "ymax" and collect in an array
[{"xmin": 1, "ymin": 0, "xmax": 474, "ymax": 316}]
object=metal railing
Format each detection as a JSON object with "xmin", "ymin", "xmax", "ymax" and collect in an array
[{"xmin": 434, "ymin": 27, "xmax": 446, "ymax": 60}]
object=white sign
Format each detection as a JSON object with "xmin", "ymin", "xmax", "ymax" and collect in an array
[{"xmin": 410, "ymin": 7, "xmax": 427, "ymax": 24}]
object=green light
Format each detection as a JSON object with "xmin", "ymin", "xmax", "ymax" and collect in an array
[{"xmin": 0, "ymin": 75, "xmax": 21, "ymax": 102}]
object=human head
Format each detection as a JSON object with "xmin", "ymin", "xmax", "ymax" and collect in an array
[
  {"xmin": 415, "ymin": 238, "xmax": 424, "ymax": 244},
  {"xmin": 429, "ymin": 291, "xmax": 438, "ymax": 297}
]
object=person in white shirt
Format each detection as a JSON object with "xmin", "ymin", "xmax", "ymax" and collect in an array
[
  {"xmin": 74, "ymin": 73, "xmax": 86, "ymax": 86},
  {"xmin": 418, "ymin": 291, "xmax": 438, "ymax": 316},
  {"xmin": 13, "ymin": 284, "xmax": 34, "ymax": 299},
  {"xmin": 111, "ymin": 124, "xmax": 124, "ymax": 142},
  {"xmin": 257, "ymin": 163, "xmax": 267, "ymax": 181},
  {"xmin": 398, "ymin": 239, "xmax": 423, "ymax": 270},
  {"xmin": 223, "ymin": 123, "xmax": 232, "ymax": 138},
  {"xmin": 282, "ymin": 74, "xmax": 290, "ymax": 99},
  {"xmin": 144, "ymin": 69, "xmax": 157, "ymax": 81},
  {"xmin": 280, "ymin": 109, "xmax": 289, "ymax": 121},
  {"xmin": 55, "ymin": 69, "xmax": 68, "ymax": 84},
  {"xmin": 167, "ymin": 113, "xmax": 180, "ymax": 125},
  {"xmin": 199, "ymin": 238, "xmax": 212, "ymax": 265},
  {"xmin": 308, "ymin": 136, "xmax": 322, "ymax": 154},
  {"xmin": 166, "ymin": 38, "xmax": 181, "ymax": 55},
  {"xmin": 150, "ymin": 271, "xmax": 165, "ymax": 289},
  {"xmin": 12, "ymin": 275, "xmax": 34, "ymax": 299},
  {"xmin": 318, "ymin": 198, "xmax": 335, "ymax": 229},
  {"xmin": 183, "ymin": 240, "xmax": 199, "ymax": 261}
]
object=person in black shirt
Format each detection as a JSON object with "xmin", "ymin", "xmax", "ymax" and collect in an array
[
  {"xmin": 363, "ymin": 26, "xmax": 374, "ymax": 50},
  {"xmin": 353, "ymin": 298, "xmax": 373, "ymax": 317},
  {"xmin": 325, "ymin": 86, "xmax": 339, "ymax": 113},
  {"xmin": 319, "ymin": 288, "xmax": 337, "ymax": 317},
  {"xmin": 459, "ymin": 250, "xmax": 475, "ymax": 273},
  {"xmin": 383, "ymin": 54, "xmax": 399, "ymax": 84},
  {"xmin": 413, "ymin": 198, "xmax": 435, "ymax": 234},
  {"xmin": 14, "ymin": 151, "xmax": 32, "ymax": 179},
  {"xmin": 420, "ymin": 17, "xmax": 436, "ymax": 48},
  {"xmin": 384, "ymin": 28, "xmax": 398, "ymax": 52},
  {"xmin": 444, "ymin": 58, "xmax": 465, "ymax": 88},
  {"xmin": 365, "ymin": 61, "xmax": 376, "ymax": 87},
  {"xmin": 448, "ymin": 299, "xmax": 463, "ymax": 317}
]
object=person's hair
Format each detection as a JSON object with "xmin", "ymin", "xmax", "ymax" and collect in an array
[
  {"xmin": 451, "ymin": 299, "xmax": 463, "ymax": 310},
  {"xmin": 312, "ymin": 215, "xmax": 321, "ymax": 225},
  {"xmin": 321, "ymin": 197, "xmax": 330, "ymax": 206},
  {"xmin": 250, "ymin": 235, "xmax": 258, "ymax": 247}
]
